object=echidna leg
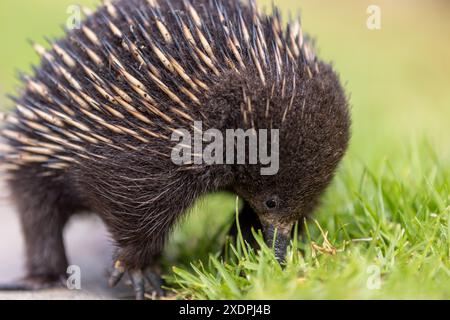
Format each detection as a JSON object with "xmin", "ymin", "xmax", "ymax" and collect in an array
[
  {"xmin": 227, "ymin": 200, "xmax": 263, "ymax": 251},
  {"xmin": 0, "ymin": 175, "xmax": 76, "ymax": 290}
]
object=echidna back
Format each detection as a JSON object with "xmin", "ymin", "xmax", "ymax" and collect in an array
[{"xmin": 0, "ymin": 0, "xmax": 319, "ymax": 175}]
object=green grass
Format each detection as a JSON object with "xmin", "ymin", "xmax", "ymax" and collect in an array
[
  {"xmin": 165, "ymin": 140, "xmax": 450, "ymax": 299},
  {"xmin": 1, "ymin": 0, "xmax": 449, "ymax": 299}
]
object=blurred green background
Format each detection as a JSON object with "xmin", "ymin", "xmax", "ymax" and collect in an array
[
  {"xmin": 0, "ymin": 0, "xmax": 449, "ymax": 299},
  {"xmin": 1, "ymin": 0, "xmax": 449, "ymax": 155}
]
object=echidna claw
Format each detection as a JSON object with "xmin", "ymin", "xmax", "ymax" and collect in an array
[
  {"xmin": 129, "ymin": 270, "xmax": 145, "ymax": 300},
  {"xmin": 108, "ymin": 260, "xmax": 126, "ymax": 288},
  {"xmin": 108, "ymin": 260, "xmax": 165, "ymax": 300},
  {"xmin": 145, "ymin": 269, "xmax": 165, "ymax": 297}
]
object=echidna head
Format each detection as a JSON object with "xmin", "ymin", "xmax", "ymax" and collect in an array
[{"xmin": 225, "ymin": 62, "xmax": 351, "ymax": 261}]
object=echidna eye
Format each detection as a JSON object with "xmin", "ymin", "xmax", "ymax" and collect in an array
[{"xmin": 265, "ymin": 199, "xmax": 277, "ymax": 209}]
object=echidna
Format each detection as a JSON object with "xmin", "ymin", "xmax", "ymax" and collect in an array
[{"xmin": 0, "ymin": 0, "xmax": 350, "ymax": 299}]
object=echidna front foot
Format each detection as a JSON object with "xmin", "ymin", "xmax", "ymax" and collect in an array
[{"xmin": 108, "ymin": 260, "xmax": 165, "ymax": 300}]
